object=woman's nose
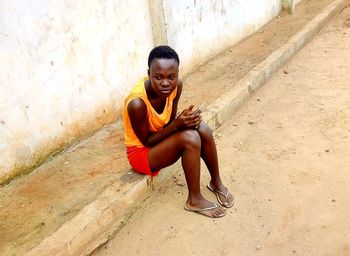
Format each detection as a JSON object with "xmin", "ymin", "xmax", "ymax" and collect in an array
[{"xmin": 161, "ymin": 79, "xmax": 170, "ymax": 86}]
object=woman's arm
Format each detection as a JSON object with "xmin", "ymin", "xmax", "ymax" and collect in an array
[
  {"xmin": 127, "ymin": 98, "xmax": 179, "ymax": 147},
  {"xmin": 169, "ymin": 80, "xmax": 183, "ymax": 122},
  {"xmin": 127, "ymin": 83, "xmax": 201, "ymax": 147}
]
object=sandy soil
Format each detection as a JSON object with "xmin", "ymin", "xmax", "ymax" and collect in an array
[{"xmin": 98, "ymin": 5, "xmax": 350, "ymax": 256}]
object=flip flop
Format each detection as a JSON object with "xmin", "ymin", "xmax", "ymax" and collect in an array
[
  {"xmin": 184, "ymin": 203, "xmax": 226, "ymax": 218},
  {"xmin": 207, "ymin": 183, "xmax": 234, "ymax": 208}
]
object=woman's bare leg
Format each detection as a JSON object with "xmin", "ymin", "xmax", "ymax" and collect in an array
[
  {"xmin": 197, "ymin": 122, "xmax": 234, "ymax": 207},
  {"xmin": 148, "ymin": 129, "xmax": 225, "ymax": 217}
]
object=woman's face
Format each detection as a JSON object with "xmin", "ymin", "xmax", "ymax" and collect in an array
[{"xmin": 148, "ymin": 58, "xmax": 179, "ymax": 98}]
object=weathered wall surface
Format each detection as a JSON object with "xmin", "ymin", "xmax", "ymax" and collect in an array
[
  {"xmin": 163, "ymin": 0, "xmax": 281, "ymax": 73},
  {"xmin": 282, "ymin": 0, "xmax": 303, "ymax": 13},
  {"xmin": 0, "ymin": 0, "xmax": 154, "ymax": 184},
  {"xmin": 0, "ymin": 0, "xmax": 283, "ymax": 184}
]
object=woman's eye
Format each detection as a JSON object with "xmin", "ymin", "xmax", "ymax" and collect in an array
[{"xmin": 155, "ymin": 76, "xmax": 161, "ymax": 80}]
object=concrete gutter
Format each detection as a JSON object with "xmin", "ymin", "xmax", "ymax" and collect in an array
[{"xmin": 25, "ymin": 0, "xmax": 348, "ymax": 255}]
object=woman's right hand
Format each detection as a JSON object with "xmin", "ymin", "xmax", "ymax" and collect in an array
[{"xmin": 174, "ymin": 105, "xmax": 202, "ymax": 130}]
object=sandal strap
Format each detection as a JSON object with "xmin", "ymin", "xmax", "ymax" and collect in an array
[
  {"xmin": 196, "ymin": 203, "xmax": 218, "ymax": 212},
  {"xmin": 185, "ymin": 202, "xmax": 219, "ymax": 212},
  {"xmin": 208, "ymin": 183, "xmax": 229, "ymax": 199}
]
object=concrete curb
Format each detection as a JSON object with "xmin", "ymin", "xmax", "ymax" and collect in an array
[{"xmin": 25, "ymin": 0, "xmax": 348, "ymax": 255}]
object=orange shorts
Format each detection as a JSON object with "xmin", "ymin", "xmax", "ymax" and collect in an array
[{"xmin": 126, "ymin": 146, "xmax": 160, "ymax": 176}]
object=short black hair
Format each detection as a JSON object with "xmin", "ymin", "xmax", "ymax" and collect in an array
[{"xmin": 147, "ymin": 45, "xmax": 180, "ymax": 68}]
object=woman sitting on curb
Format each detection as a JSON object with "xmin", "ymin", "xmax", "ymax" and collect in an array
[{"xmin": 123, "ymin": 45, "xmax": 234, "ymax": 218}]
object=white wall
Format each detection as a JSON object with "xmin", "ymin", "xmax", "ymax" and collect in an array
[
  {"xmin": 0, "ymin": 0, "xmax": 154, "ymax": 183},
  {"xmin": 0, "ymin": 0, "xmax": 282, "ymax": 183},
  {"xmin": 282, "ymin": 0, "xmax": 303, "ymax": 13},
  {"xmin": 163, "ymin": 0, "xmax": 281, "ymax": 73}
]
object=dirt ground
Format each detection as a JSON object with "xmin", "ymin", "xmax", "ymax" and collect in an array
[{"xmin": 94, "ymin": 5, "xmax": 350, "ymax": 256}]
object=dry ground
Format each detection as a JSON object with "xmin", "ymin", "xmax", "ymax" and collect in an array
[{"xmin": 95, "ymin": 5, "xmax": 350, "ymax": 256}]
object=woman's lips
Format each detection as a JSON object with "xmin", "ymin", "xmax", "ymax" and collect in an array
[{"xmin": 160, "ymin": 89, "xmax": 171, "ymax": 94}]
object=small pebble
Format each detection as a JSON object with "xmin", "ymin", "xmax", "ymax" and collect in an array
[
  {"xmin": 325, "ymin": 149, "xmax": 330, "ymax": 152},
  {"xmin": 332, "ymin": 199, "xmax": 336, "ymax": 202},
  {"xmin": 256, "ymin": 244, "xmax": 262, "ymax": 250},
  {"xmin": 64, "ymin": 161, "xmax": 69, "ymax": 164}
]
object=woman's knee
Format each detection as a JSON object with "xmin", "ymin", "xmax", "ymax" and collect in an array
[
  {"xmin": 197, "ymin": 122, "xmax": 213, "ymax": 139},
  {"xmin": 177, "ymin": 129, "xmax": 201, "ymax": 149}
]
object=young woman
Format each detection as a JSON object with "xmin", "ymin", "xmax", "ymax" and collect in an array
[{"xmin": 123, "ymin": 46, "xmax": 234, "ymax": 218}]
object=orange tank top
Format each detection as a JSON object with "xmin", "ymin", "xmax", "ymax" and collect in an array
[{"xmin": 123, "ymin": 77, "xmax": 178, "ymax": 147}]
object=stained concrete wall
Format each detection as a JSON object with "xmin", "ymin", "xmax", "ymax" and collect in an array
[
  {"xmin": 163, "ymin": 0, "xmax": 282, "ymax": 73},
  {"xmin": 0, "ymin": 0, "xmax": 283, "ymax": 184},
  {"xmin": 282, "ymin": 0, "xmax": 303, "ymax": 14},
  {"xmin": 0, "ymin": 0, "xmax": 154, "ymax": 184}
]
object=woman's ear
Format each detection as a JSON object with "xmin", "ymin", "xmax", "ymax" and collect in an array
[{"xmin": 147, "ymin": 69, "xmax": 150, "ymax": 76}]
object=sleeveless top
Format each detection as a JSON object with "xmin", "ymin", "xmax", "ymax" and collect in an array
[{"xmin": 123, "ymin": 77, "xmax": 178, "ymax": 147}]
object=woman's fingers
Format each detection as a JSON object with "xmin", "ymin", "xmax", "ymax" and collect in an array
[
  {"xmin": 176, "ymin": 109, "xmax": 202, "ymax": 129},
  {"xmin": 184, "ymin": 114, "xmax": 201, "ymax": 128}
]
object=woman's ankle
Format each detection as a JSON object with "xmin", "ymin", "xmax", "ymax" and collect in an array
[
  {"xmin": 187, "ymin": 193, "xmax": 205, "ymax": 205},
  {"xmin": 210, "ymin": 178, "xmax": 225, "ymax": 190}
]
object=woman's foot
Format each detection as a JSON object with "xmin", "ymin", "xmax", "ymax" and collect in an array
[
  {"xmin": 207, "ymin": 181, "xmax": 234, "ymax": 208},
  {"xmin": 185, "ymin": 196, "xmax": 226, "ymax": 218}
]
